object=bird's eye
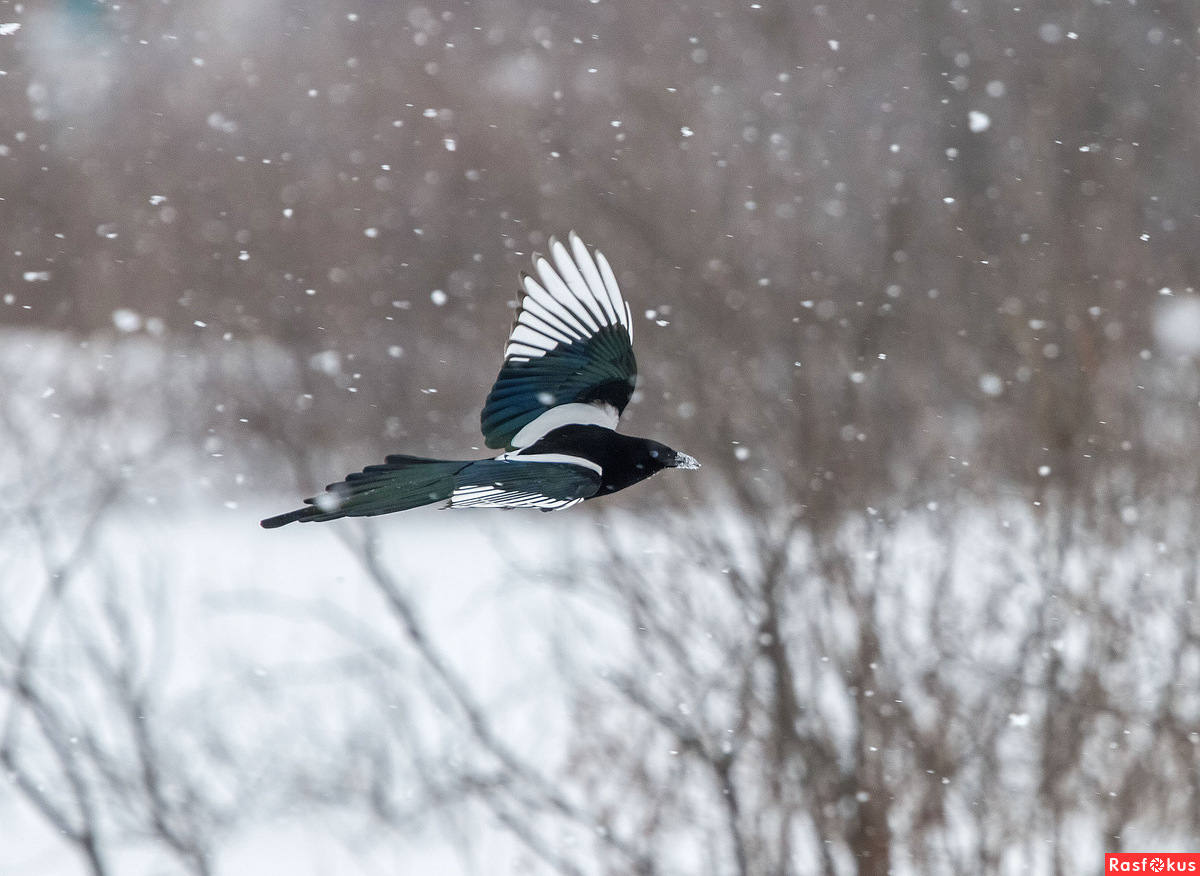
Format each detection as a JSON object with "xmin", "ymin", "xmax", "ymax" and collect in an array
[{"xmin": 649, "ymin": 450, "xmax": 659, "ymax": 458}]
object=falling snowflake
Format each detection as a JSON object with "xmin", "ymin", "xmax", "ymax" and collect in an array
[{"xmin": 968, "ymin": 111, "xmax": 991, "ymax": 133}]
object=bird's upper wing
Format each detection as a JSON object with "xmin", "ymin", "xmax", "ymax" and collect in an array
[
  {"xmin": 449, "ymin": 455, "xmax": 602, "ymax": 510},
  {"xmin": 480, "ymin": 231, "xmax": 637, "ymax": 450}
]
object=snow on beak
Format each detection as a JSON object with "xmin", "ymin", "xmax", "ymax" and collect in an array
[{"xmin": 673, "ymin": 451, "xmax": 701, "ymax": 470}]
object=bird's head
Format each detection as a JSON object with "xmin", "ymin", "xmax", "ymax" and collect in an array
[{"xmin": 647, "ymin": 441, "xmax": 701, "ymax": 472}]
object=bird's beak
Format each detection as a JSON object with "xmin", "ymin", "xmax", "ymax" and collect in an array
[{"xmin": 673, "ymin": 452, "xmax": 701, "ymax": 470}]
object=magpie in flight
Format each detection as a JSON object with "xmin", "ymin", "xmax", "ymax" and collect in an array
[{"xmin": 261, "ymin": 231, "xmax": 699, "ymax": 528}]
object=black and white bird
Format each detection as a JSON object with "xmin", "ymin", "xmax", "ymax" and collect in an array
[{"xmin": 261, "ymin": 231, "xmax": 699, "ymax": 528}]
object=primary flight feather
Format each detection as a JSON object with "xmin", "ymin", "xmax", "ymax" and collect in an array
[{"xmin": 261, "ymin": 231, "xmax": 699, "ymax": 528}]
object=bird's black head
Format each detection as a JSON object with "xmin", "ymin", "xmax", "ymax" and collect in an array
[{"xmin": 645, "ymin": 441, "xmax": 701, "ymax": 472}]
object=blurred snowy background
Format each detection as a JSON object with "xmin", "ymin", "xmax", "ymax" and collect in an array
[{"xmin": 3, "ymin": 0, "xmax": 1200, "ymax": 874}]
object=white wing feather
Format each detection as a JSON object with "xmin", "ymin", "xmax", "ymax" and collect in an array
[
  {"xmin": 450, "ymin": 486, "xmax": 584, "ymax": 510},
  {"xmin": 502, "ymin": 233, "xmax": 632, "ymax": 362}
]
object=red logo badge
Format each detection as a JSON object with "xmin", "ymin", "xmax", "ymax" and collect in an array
[{"xmin": 1106, "ymin": 854, "xmax": 1200, "ymax": 873}]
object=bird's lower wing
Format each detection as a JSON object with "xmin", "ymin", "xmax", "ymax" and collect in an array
[
  {"xmin": 260, "ymin": 454, "xmax": 601, "ymax": 526},
  {"xmin": 449, "ymin": 458, "xmax": 601, "ymax": 510}
]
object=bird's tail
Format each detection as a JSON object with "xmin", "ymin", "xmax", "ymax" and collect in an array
[{"xmin": 260, "ymin": 455, "xmax": 470, "ymax": 528}]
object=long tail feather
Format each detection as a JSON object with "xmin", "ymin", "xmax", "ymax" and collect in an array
[
  {"xmin": 260, "ymin": 506, "xmax": 322, "ymax": 529},
  {"xmin": 260, "ymin": 456, "xmax": 470, "ymax": 528}
]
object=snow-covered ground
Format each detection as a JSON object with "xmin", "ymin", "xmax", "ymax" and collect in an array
[
  {"xmin": 1, "ymin": 499, "xmax": 619, "ymax": 876},
  {"xmin": 3, "ymin": 331, "xmax": 1199, "ymax": 876}
]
